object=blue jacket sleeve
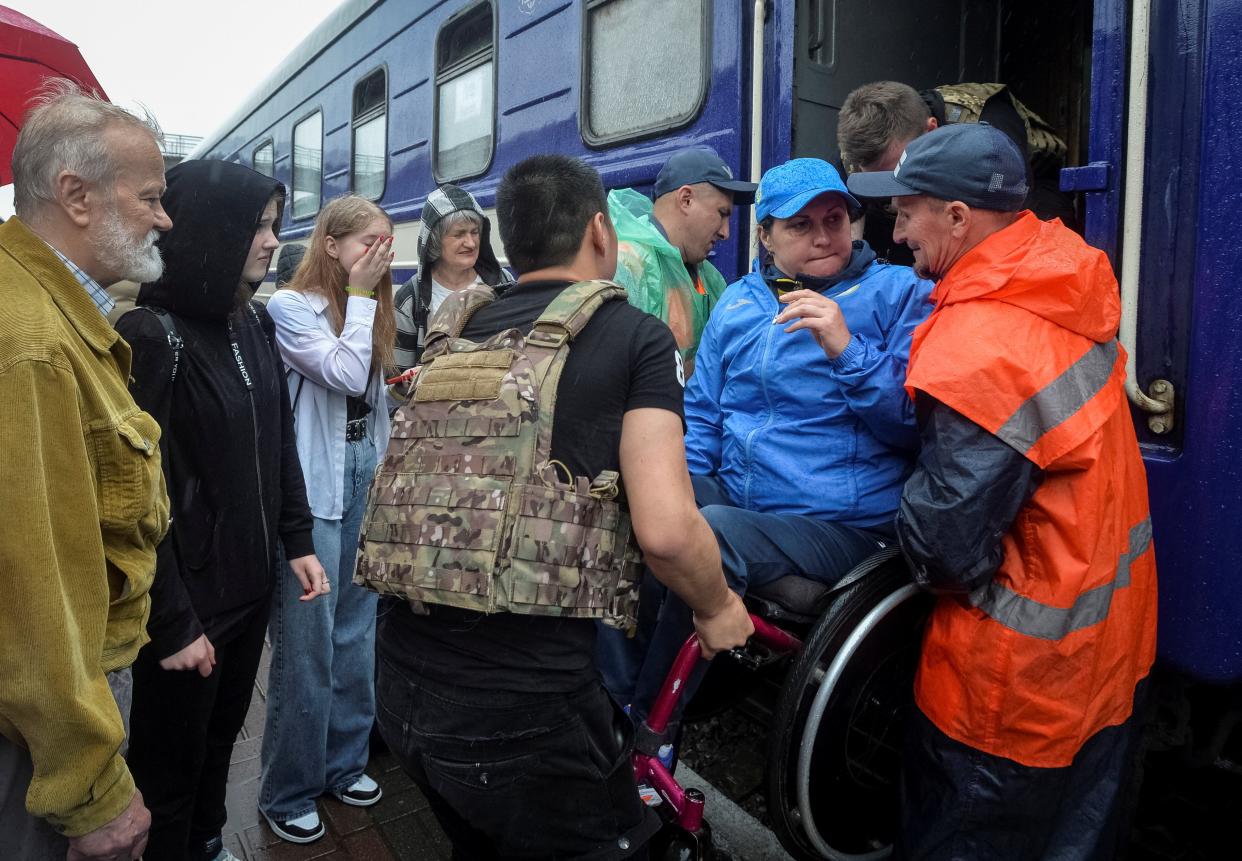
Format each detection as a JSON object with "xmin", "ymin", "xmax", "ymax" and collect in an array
[
  {"xmin": 683, "ymin": 309, "xmax": 725, "ymax": 475},
  {"xmin": 827, "ymin": 274, "xmax": 931, "ymax": 452}
]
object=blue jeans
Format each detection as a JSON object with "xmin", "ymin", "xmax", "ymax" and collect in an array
[
  {"xmin": 597, "ymin": 474, "xmax": 887, "ymax": 723},
  {"xmin": 260, "ymin": 439, "xmax": 379, "ymax": 820}
]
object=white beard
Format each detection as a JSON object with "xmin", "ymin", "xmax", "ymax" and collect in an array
[{"xmin": 93, "ymin": 204, "xmax": 164, "ymax": 284}]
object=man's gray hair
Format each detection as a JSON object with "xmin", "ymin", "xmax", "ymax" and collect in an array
[
  {"xmin": 12, "ymin": 78, "xmax": 163, "ymax": 218},
  {"xmin": 423, "ymin": 209, "xmax": 483, "ymax": 266},
  {"xmin": 837, "ymin": 81, "xmax": 930, "ymax": 173}
]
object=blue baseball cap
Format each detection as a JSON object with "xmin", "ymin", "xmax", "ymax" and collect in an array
[
  {"xmin": 754, "ymin": 158, "xmax": 861, "ymax": 222},
  {"xmin": 846, "ymin": 122, "xmax": 1028, "ymax": 211},
  {"xmin": 653, "ymin": 146, "xmax": 757, "ymax": 201}
]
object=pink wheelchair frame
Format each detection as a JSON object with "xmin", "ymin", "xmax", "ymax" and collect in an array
[{"xmin": 631, "ymin": 614, "xmax": 804, "ymax": 838}]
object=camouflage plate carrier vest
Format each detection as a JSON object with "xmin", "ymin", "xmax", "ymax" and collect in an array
[
  {"xmin": 353, "ymin": 279, "xmax": 643, "ymax": 631},
  {"xmin": 935, "ymin": 83, "xmax": 1068, "ymax": 168}
]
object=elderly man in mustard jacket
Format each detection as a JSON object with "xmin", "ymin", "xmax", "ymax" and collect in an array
[{"xmin": 0, "ymin": 81, "xmax": 171, "ymax": 861}]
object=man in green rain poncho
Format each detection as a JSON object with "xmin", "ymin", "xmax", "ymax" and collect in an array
[{"xmin": 608, "ymin": 147, "xmax": 756, "ymax": 375}]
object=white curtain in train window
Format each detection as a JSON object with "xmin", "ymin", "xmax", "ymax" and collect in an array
[
  {"xmin": 437, "ymin": 62, "xmax": 494, "ymax": 178},
  {"xmin": 253, "ymin": 141, "xmax": 274, "ymax": 178},
  {"xmin": 293, "ymin": 111, "xmax": 323, "ymax": 219},
  {"xmin": 587, "ymin": 0, "xmax": 706, "ymax": 141},
  {"xmin": 435, "ymin": 2, "xmax": 495, "ymax": 180},
  {"xmin": 353, "ymin": 68, "xmax": 387, "ymax": 200}
]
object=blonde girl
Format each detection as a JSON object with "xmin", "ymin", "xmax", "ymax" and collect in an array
[{"xmin": 259, "ymin": 195, "xmax": 395, "ymax": 844}]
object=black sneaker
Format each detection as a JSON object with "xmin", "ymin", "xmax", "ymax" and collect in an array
[
  {"xmin": 331, "ymin": 774, "xmax": 383, "ymax": 807},
  {"xmin": 263, "ymin": 809, "xmax": 325, "ymax": 844}
]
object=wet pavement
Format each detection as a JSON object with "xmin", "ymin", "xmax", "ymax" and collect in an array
[
  {"xmin": 221, "ymin": 644, "xmax": 452, "ymax": 861},
  {"xmin": 224, "ymin": 644, "xmax": 1242, "ymax": 860}
]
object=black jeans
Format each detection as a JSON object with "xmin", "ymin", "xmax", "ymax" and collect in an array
[
  {"xmin": 127, "ymin": 601, "xmax": 270, "ymax": 861},
  {"xmin": 376, "ymin": 658, "xmax": 659, "ymax": 860},
  {"xmin": 895, "ymin": 684, "xmax": 1145, "ymax": 861}
]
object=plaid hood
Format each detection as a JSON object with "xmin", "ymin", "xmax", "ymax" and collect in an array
[{"xmin": 416, "ymin": 184, "xmax": 507, "ymax": 291}]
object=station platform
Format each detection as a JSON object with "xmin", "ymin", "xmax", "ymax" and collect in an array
[{"xmin": 221, "ymin": 643, "xmax": 450, "ymax": 861}]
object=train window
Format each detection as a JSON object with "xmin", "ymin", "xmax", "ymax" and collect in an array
[
  {"xmin": 434, "ymin": 2, "xmax": 495, "ymax": 181},
  {"xmin": 253, "ymin": 141, "xmax": 274, "ymax": 177},
  {"xmin": 352, "ymin": 68, "xmax": 387, "ymax": 200},
  {"xmin": 292, "ymin": 111, "xmax": 323, "ymax": 219},
  {"xmin": 582, "ymin": 0, "xmax": 709, "ymax": 145}
]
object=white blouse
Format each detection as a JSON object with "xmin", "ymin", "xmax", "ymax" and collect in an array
[{"xmin": 267, "ymin": 288, "xmax": 390, "ymax": 520}]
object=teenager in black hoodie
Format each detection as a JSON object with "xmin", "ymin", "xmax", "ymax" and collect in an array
[{"xmin": 115, "ymin": 160, "xmax": 327, "ymax": 861}]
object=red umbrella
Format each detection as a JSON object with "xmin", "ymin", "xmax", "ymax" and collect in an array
[{"xmin": 0, "ymin": 5, "xmax": 107, "ymax": 185}]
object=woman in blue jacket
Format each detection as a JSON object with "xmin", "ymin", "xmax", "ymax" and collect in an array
[{"xmin": 603, "ymin": 158, "xmax": 933, "ymax": 728}]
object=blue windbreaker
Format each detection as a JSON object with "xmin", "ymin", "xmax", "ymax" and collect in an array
[{"xmin": 684, "ymin": 243, "xmax": 933, "ymax": 530}]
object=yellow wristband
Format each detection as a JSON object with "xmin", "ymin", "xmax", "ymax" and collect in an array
[{"xmin": 345, "ymin": 286, "xmax": 374, "ymax": 299}]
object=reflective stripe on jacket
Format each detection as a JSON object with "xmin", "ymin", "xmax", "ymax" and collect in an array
[{"xmin": 904, "ymin": 212, "xmax": 1157, "ymax": 767}]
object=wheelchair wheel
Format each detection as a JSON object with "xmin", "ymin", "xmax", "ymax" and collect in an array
[{"xmin": 766, "ymin": 561, "xmax": 932, "ymax": 861}]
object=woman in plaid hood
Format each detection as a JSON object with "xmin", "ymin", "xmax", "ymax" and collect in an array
[{"xmin": 392, "ymin": 184, "xmax": 514, "ymax": 370}]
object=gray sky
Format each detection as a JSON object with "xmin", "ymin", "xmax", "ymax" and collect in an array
[{"xmin": 2, "ymin": 0, "xmax": 346, "ymax": 216}]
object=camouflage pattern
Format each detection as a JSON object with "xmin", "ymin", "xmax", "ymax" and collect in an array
[
  {"xmin": 353, "ymin": 280, "xmax": 645, "ymax": 632},
  {"xmin": 935, "ymin": 83, "xmax": 1068, "ymax": 168}
]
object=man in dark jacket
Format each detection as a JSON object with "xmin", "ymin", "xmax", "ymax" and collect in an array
[
  {"xmin": 115, "ymin": 160, "xmax": 326, "ymax": 861},
  {"xmin": 849, "ymin": 123, "xmax": 1155, "ymax": 861}
]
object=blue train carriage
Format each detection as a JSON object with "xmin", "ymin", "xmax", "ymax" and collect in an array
[
  {"xmin": 189, "ymin": 0, "xmax": 1242, "ymax": 856},
  {"xmin": 186, "ymin": 0, "xmax": 752, "ymax": 291}
]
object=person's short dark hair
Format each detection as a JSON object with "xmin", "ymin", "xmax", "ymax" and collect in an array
[
  {"xmin": 495, "ymin": 154, "xmax": 608, "ymax": 274},
  {"xmin": 275, "ymin": 241, "xmax": 306, "ymax": 288},
  {"xmin": 838, "ymin": 81, "xmax": 931, "ymax": 173}
]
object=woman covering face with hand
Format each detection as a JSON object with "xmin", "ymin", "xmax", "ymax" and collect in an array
[
  {"xmin": 259, "ymin": 194, "xmax": 396, "ymax": 845},
  {"xmin": 115, "ymin": 159, "xmax": 326, "ymax": 861}
]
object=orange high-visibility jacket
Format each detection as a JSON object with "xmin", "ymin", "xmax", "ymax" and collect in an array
[{"xmin": 904, "ymin": 212, "xmax": 1158, "ymax": 768}]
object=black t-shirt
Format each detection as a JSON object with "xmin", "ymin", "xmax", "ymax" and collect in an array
[{"xmin": 378, "ymin": 279, "xmax": 685, "ymax": 692}]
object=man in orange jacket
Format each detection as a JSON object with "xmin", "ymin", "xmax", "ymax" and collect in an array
[{"xmin": 848, "ymin": 123, "xmax": 1157, "ymax": 860}]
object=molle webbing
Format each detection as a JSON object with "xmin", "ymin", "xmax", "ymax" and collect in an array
[{"xmin": 353, "ymin": 280, "xmax": 644, "ymax": 630}]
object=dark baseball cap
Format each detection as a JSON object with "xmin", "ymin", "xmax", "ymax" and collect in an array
[
  {"xmin": 653, "ymin": 146, "xmax": 758, "ymax": 201},
  {"xmin": 846, "ymin": 123, "xmax": 1028, "ymax": 211}
]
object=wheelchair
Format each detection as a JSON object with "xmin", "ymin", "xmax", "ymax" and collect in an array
[{"xmin": 636, "ymin": 548, "xmax": 933, "ymax": 861}]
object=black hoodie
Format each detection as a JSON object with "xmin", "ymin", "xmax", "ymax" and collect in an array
[{"xmin": 115, "ymin": 160, "xmax": 314, "ymax": 658}]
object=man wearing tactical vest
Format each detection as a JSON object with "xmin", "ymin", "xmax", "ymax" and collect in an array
[
  {"xmin": 848, "ymin": 124, "xmax": 1156, "ymax": 860},
  {"xmin": 839, "ymin": 80, "xmax": 1078, "ymax": 265},
  {"xmin": 356, "ymin": 154, "xmax": 753, "ymax": 859}
]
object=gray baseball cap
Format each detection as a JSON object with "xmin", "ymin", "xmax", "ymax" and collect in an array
[
  {"xmin": 846, "ymin": 123, "xmax": 1029, "ymax": 211},
  {"xmin": 653, "ymin": 146, "xmax": 758, "ymax": 201}
]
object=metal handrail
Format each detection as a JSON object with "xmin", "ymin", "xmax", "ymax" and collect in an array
[{"xmin": 1117, "ymin": 0, "xmax": 1175, "ymax": 433}]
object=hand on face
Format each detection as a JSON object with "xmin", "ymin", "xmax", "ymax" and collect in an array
[
  {"xmin": 773, "ymin": 289, "xmax": 852, "ymax": 359},
  {"xmin": 349, "ymin": 233, "xmax": 394, "ymax": 294},
  {"xmin": 331, "ymin": 216, "xmax": 394, "ymax": 294}
]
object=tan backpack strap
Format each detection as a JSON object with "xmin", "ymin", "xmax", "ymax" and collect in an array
[
  {"xmin": 526, "ymin": 280, "xmax": 626, "ymax": 349},
  {"xmin": 421, "ymin": 284, "xmax": 497, "ymax": 360}
]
